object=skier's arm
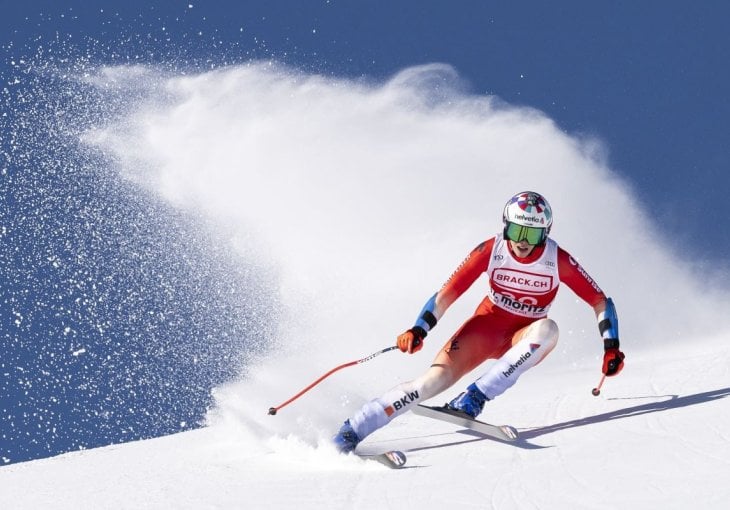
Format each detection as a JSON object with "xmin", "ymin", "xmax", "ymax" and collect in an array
[
  {"xmin": 418, "ymin": 239, "xmax": 494, "ymax": 333},
  {"xmin": 397, "ymin": 239, "xmax": 494, "ymax": 353},
  {"xmin": 558, "ymin": 247, "xmax": 624, "ymax": 375},
  {"xmin": 595, "ymin": 297, "xmax": 624, "ymax": 376},
  {"xmin": 556, "ymin": 247, "xmax": 605, "ymax": 307}
]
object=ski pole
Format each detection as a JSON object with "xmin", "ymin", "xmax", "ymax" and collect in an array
[
  {"xmin": 591, "ymin": 374, "xmax": 606, "ymax": 396},
  {"xmin": 268, "ymin": 345, "xmax": 399, "ymax": 415}
]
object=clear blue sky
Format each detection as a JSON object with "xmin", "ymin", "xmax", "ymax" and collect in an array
[
  {"xmin": 3, "ymin": 1, "xmax": 728, "ymax": 256},
  {"xmin": 2, "ymin": 0, "xmax": 729, "ymax": 465}
]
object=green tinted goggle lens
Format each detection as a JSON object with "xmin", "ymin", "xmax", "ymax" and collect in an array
[{"xmin": 505, "ymin": 222, "xmax": 545, "ymax": 245}]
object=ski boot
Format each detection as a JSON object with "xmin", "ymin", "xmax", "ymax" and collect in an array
[
  {"xmin": 446, "ymin": 383, "xmax": 488, "ymax": 418},
  {"xmin": 333, "ymin": 420, "xmax": 361, "ymax": 453}
]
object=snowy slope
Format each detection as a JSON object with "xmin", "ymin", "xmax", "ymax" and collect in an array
[
  {"xmin": 3, "ymin": 63, "xmax": 730, "ymax": 509},
  {"xmin": 2, "ymin": 337, "xmax": 729, "ymax": 510}
]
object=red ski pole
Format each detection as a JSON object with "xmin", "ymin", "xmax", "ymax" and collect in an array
[{"xmin": 268, "ymin": 345, "xmax": 399, "ymax": 415}]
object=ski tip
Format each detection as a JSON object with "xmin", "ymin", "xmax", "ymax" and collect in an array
[
  {"xmin": 500, "ymin": 425, "xmax": 519, "ymax": 441},
  {"xmin": 384, "ymin": 450, "xmax": 407, "ymax": 468},
  {"xmin": 358, "ymin": 450, "xmax": 407, "ymax": 469}
]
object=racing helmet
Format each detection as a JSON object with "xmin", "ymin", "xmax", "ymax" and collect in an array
[{"xmin": 502, "ymin": 191, "xmax": 553, "ymax": 245}]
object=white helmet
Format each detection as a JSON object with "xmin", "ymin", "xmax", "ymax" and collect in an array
[{"xmin": 502, "ymin": 191, "xmax": 553, "ymax": 245}]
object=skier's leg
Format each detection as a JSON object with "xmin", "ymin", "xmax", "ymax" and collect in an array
[
  {"xmin": 470, "ymin": 318, "xmax": 559, "ymax": 400},
  {"xmin": 343, "ymin": 364, "xmax": 452, "ymax": 445},
  {"xmin": 338, "ymin": 314, "xmax": 507, "ymax": 450}
]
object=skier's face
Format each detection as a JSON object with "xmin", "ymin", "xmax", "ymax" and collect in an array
[{"xmin": 509, "ymin": 239, "xmax": 535, "ymax": 258}]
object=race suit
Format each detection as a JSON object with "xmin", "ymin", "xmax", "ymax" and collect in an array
[{"xmin": 346, "ymin": 233, "xmax": 606, "ymax": 441}]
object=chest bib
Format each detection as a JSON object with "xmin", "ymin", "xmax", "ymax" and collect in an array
[{"xmin": 486, "ymin": 236, "xmax": 560, "ymax": 318}]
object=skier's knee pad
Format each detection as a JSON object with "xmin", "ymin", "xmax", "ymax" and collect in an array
[
  {"xmin": 534, "ymin": 318, "xmax": 559, "ymax": 349},
  {"xmin": 521, "ymin": 318, "xmax": 558, "ymax": 349},
  {"xmin": 515, "ymin": 318, "xmax": 558, "ymax": 364}
]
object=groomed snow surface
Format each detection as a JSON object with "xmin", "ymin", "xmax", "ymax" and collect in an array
[{"xmin": 3, "ymin": 337, "xmax": 729, "ymax": 510}]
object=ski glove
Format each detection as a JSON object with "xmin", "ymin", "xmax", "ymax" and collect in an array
[
  {"xmin": 397, "ymin": 326, "xmax": 426, "ymax": 354},
  {"xmin": 602, "ymin": 339, "xmax": 625, "ymax": 376}
]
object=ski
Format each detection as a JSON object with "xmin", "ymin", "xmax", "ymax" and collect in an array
[
  {"xmin": 357, "ymin": 450, "xmax": 407, "ymax": 469},
  {"xmin": 412, "ymin": 404, "xmax": 519, "ymax": 442}
]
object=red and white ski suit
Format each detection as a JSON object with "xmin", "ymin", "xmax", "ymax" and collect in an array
[{"xmin": 347, "ymin": 233, "xmax": 607, "ymax": 441}]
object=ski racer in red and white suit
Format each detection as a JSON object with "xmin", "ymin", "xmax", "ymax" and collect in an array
[{"xmin": 333, "ymin": 191, "xmax": 625, "ymax": 452}]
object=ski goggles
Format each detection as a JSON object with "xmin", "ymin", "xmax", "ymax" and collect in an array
[{"xmin": 504, "ymin": 222, "xmax": 546, "ymax": 245}]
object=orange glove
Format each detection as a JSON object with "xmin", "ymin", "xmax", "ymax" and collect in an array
[{"xmin": 397, "ymin": 327, "xmax": 426, "ymax": 354}]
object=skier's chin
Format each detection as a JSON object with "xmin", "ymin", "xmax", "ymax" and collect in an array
[{"xmin": 509, "ymin": 241, "xmax": 534, "ymax": 258}]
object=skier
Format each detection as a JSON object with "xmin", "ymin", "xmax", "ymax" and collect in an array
[{"xmin": 333, "ymin": 191, "xmax": 624, "ymax": 452}]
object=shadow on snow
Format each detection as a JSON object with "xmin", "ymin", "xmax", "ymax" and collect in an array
[
  {"xmin": 519, "ymin": 386, "xmax": 730, "ymax": 440},
  {"xmin": 403, "ymin": 387, "xmax": 730, "ymax": 453}
]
